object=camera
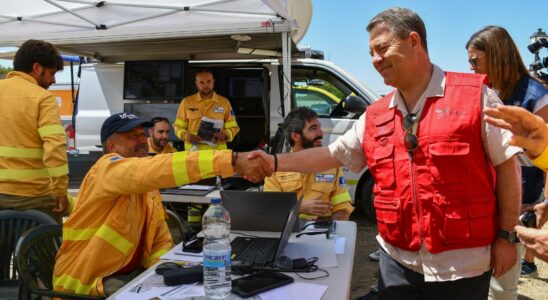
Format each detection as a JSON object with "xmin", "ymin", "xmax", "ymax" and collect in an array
[
  {"xmin": 519, "ymin": 211, "xmax": 536, "ymax": 228},
  {"xmin": 530, "ymin": 57, "xmax": 548, "ymax": 71},
  {"xmin": 527, "ymin": 38, "xmax": 548, "ymax": 54},
  {"xmin": 528, "ymin": 29, "xmax": 548, "ymax": 83}
]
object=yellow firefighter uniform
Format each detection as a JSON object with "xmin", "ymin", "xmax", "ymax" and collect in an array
[
  {"xmin": 173, "ymin": 92, "xmax": 239, "ymax": 150},
  {"xmin": 0, "ymin": 71, "xmax": 68, "ymax": 198},
  {"xmin": 147, "ymin": 137, "xmax": 176, "ymax": 154},
  {"xmin": 53, "ymin": 150, "xmax": 233, "ymax": 296},
  {"xmin": 264, "ymin": 167, "xmax": 354, "ymax": 219}
]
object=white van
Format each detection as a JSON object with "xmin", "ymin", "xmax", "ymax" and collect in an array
[
  {"xmin": 0, "ymin": 0, "xmax": 379, "ymax": 218},
  {"xmin": 73, "ymin": 55, "xmax": 378, "ymax": 218}
]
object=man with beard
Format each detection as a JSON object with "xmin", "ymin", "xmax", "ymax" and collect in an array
[
  {"xmin": 264, "ymin": 107, "xmax": 353, "ymax": 220},
  {"xmin": 173, "ymin": 69, "xmax": 239, "ymax": 150},
  {"xmin": 53, "ymin": 112, "xmax": 271, "ymax": 296},
  {"xmin": 148, "ymin": 117, "xmax": 176, "ymax": 154},
  {"xmin": 0, "ymin": 39, "xmax": 68, "ymax": 223}
]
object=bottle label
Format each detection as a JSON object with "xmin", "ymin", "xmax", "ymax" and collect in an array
[{"xmin": 203, "ymin": 251, "xmax": 231, "ymax": 268}]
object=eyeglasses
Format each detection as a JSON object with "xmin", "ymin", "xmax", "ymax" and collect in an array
[
  {"xmin": 403, "ymin": 113, "xmax": 418, "ymax": 159},
  {"xmin": 468, "ymin": 56, "xmax": 482, "ymax": 68}
]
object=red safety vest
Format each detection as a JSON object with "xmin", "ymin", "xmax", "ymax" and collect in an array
[{"xmin": 363, "ymin": 72, "xmax": 497, "ymax": 254}]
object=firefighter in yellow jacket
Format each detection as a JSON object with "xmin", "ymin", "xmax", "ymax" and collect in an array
[
  {"xmin": 264, "ymin": 107, "xmax": 354, "ymax": 220},
  {"xmin": 173, "ymin": 70, "xmax": 239, "ymax": 150},
  {"xmin": 148, "ymin": 117, "xmax": 176, "ymax": 154},
  {"xmin": 53, "ymin": 113, "xmax": 271, "ymax": 296},
  {"xmin": 0, "ymin": 39, "xmax": 68, "ymax": 223}
]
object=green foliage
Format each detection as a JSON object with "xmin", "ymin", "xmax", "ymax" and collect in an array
[{"xmin": 0, "ymin": 65, "xmax": 13, "ymax": 79}]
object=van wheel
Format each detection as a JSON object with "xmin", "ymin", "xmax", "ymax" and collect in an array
[{"xmin": 357, "ymin": 175, "xmax": 376, "ymax": 223}]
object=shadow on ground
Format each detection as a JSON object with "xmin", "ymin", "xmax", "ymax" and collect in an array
[{"xmin": 350, "ymin": 211, "xmax": 379, "ymax": 300}]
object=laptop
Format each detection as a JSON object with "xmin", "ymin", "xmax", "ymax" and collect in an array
[
  {"xmin": 220, "ymin": 190, "xmax": 300, "ymax": 232},
  {"xmin": 230, "ymin": 200, "xmax": 301, "ymax": 266}
]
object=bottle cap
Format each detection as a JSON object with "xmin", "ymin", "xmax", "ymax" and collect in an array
[{"xmin": 210, "ymin": 198, "xmax": 221, "ymax": 204}]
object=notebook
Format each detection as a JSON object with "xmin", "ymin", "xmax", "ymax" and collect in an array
[
  {"xmin": 220, "ymin": 190, "xmax": 300, "ymax": 232},
  {"xmin": 230, "ymin": 200, "xmax": 301, "ymax": 266}
]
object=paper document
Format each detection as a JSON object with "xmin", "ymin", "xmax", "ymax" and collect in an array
[
  {"xmin": 179, "ymin": 184, "xmax": 214, "ymax": 191},
  {"xmin": 334, "ymin": 237, "xmax": 346, "ymax": 254},
  {"xmin": 197, "ymin": 116, "xmax": 223, "ymax": 146},
  {"xmin": 161, "ymin": 242, "xmax": 204, "ymax": 263},
  {"xmin": 114, "ymin": 270, "xmax": 204, "ymax": 300},
  {"xmin": 259, "ymin": 282, "xmax": 328, "ymax": 300}
]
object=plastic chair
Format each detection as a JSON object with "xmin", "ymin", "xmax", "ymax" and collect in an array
[
  {"xmin": 165, "ymin": 209, "xmax": 192, "ymax": 245},
  {"xmin": 15, "ymin": 224, "xmax": 104, "ymax": 300},
  {"xmin": 0, "ymin": 209, "xmax": 57, "ymax": 299}
]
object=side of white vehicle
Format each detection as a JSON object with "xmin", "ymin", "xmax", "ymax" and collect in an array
[{"xmin": 73, "ymin": 58, "xmax": 379, "ymax": 218}]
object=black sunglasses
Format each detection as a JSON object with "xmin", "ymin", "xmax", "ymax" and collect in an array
[
  {"xmin": 468, "ymin": 56, "xmax": 482, "ymax": 68},
  {"xmin": 403, "ymin": 113, "xmax": 418, "ymax": 159}
]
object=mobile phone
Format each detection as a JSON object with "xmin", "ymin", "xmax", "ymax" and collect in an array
[
  {"xmin": 231, "ymin": 271, "xmax": 294, "ymax": 298},
  {"xmin": 182, "ymin": 237, "xmax": 204, "ymax": 253},
  {"xmin": 519, "ymin": 211, "xmax": 536, "ymax": 228}
]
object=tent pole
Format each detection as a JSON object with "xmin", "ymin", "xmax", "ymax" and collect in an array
[{"xmin": 281, "ymin": 31, "xmax": 291, "ymax": 118}]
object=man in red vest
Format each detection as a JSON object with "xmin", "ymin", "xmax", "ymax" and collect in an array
[{"xmin": 249, "ymin": 7, "xmax": 521, "ymax": 300}]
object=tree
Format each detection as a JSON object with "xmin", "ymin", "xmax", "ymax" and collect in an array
[{"xmin": 0, "ymin": 65, "xmax": 13, "ymax": 79}]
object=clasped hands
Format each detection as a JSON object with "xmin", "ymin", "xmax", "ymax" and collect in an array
[{"xmin": 233, "ymin": 150, "xmax": 275, "ymax": 183}]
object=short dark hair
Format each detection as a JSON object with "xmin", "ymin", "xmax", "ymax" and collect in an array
[
  {"xmin": 150, "ymin": 116, "xmax": 170, "ymax": 125},
  {"xmin": 13, "ymin": 39, "xmax": 64, "ymax": 72},
  {"xmin": 282, "ymin": 107, "xmax": 318, "ymax": 147},
  {"xmin": 366, "ymin": 7, "xmax": 428, "ymax": 52},
  {"xmin": 194, "ymin": 69, "xmax": 214, "ymax": 79}
]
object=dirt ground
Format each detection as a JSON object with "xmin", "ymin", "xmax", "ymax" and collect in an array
[{"xmin": 349, "ymin": 212, "xmax": 548, "ymax": 300}]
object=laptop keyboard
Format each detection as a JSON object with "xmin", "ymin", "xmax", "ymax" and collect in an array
[{"xmin": 231, "ymin": 237, "xmax": 279, "ymax": 264}]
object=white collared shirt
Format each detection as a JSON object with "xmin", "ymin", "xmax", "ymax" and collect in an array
[{"xmin": 328, "ymin": 65, "xmax": 521, "ymax": 282}]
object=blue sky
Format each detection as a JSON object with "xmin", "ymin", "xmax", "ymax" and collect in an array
[
  {"xmin": 300, "ymin": 0, "xmax": 548, "ymax": 95},
  {"xmin": 2, "ymin": 0, "xmax": 546, "ymax": 94}
]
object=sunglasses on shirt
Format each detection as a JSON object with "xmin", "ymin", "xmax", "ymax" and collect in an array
[{"xmin": 403, "ymin": 113, "xmax": 419, "ymax": 159}]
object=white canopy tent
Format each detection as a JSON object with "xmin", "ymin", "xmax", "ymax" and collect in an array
[{"xmin": 0, "ymin": 0, "xmax": 312, "ymax": 114}]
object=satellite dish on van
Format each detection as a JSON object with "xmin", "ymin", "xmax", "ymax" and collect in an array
[{"xmin": 286, "ymin": 0, "xmax": 312, "ymax": 43}]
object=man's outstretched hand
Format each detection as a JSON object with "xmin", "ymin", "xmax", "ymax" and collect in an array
[
  {"xmin": 484, "ymin": 105, "xmax": 548, "ymax": 157},
  {"xmin": 233, "ymin": 151, "xmax": 274, "ymax": 183}
]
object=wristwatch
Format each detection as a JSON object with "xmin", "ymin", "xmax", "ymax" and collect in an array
[{"xmin": 497, "ymin": 229, "xmax": 520, "ymax": 243}]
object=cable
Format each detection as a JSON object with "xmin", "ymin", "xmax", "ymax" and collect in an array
[{"xmin": 295, "ymin": 268, "xmax": 329, "ymax": 280}]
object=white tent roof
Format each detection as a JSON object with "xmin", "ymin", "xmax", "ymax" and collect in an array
[{"xmin": 0, "ymin": 0, "xmax": 307, "ymax": 62}]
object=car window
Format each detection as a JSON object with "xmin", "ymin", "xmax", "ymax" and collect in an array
[{"xmin": 291, "ymin": 67, "xmax": 354, "ymax": 118}]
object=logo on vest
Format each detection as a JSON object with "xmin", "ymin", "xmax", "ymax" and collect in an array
[
  {"xmin": 434, "ymin": 107, "xmax": 468, "ymax": 119},
  {"xmin": 315, "ymin": 174, "xmax": 335, "ymax": 182}
]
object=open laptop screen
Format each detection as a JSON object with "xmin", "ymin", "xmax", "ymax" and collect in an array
[{"xmin": 221, "ymin": 191, "xmax": 299, "ymax": 232}]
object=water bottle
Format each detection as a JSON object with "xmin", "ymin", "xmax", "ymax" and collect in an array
[
  {"xmin": 190, "ymin": 142, "xmax": 199, "ymax": 151},
  {"xmin": 202, "ymin": 198, "xmax": 231, "ymax": 299}
]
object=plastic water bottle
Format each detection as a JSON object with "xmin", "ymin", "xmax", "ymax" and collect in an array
[
  {"xmin": 190, "ymin": 142, "xmax": 199, "ymax": 151},
  {"xmin": 202, "ymin": 198, "xmax": 231, "ymax": 299}
]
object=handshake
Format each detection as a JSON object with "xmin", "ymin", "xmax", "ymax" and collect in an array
[{"xmin": 232, "ymin": 150, "xmax": 275, "ymax": 183}]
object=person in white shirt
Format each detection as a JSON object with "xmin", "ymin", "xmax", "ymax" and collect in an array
[{"xmin": 249, "ymin": 7, "xmax": 521, "ymax": 300}]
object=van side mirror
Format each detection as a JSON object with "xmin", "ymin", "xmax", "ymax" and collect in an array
[{"xmin": 343, "ymin": 95, "xmax": 367, "ymax": 114}]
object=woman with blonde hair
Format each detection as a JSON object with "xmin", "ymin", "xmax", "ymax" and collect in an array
[{"xmin": 467, "ymin": 25, "xmax": 548, "ymax": 299}]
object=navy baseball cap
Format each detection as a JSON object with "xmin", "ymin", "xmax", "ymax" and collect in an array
[{"xmin": 100, "ymin": 113, "xmax": 153, "ymax": 143}]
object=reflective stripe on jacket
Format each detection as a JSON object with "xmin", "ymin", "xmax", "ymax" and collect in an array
[
  {"xmin": 363, "ymin": 72, "xmax": 497, "ymax": 254},
  {"xmin": 0, "ymin": 71, "xmax": 68, "ymax": 197},
  {"xmin": 173, "ymin": 92, "xmax": 239, "ymax": 150},
  {"xmin": 264, "ymin": 167, "xmax": 354, "ymax": 219},
  {"xmin": 53, "ymin": 151, "xmax": 234, "ymax": 296}
]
